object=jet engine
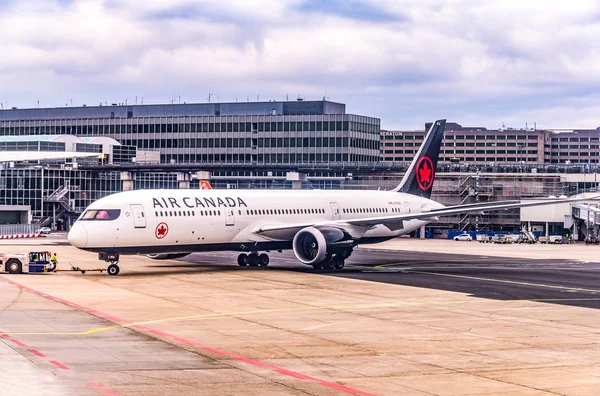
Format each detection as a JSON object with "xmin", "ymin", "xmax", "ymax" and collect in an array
[
  {"xmin": 292, "ymin": 226, "xmax": 353, "ymax": 265},
  {"xmin": 146, "ymin": 253, "xmax": 191, "ymax": 260}
]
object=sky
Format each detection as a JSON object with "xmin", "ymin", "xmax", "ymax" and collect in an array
[{"xmin": 2, "ymin": 0, "xmax": 600, "ymax": 130}]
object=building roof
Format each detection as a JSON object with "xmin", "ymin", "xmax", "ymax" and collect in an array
[
  {"xmin": 80, "ymin": 137, "xmax": 120, "ymax": 145},
  {"xmin": 0, "ymin": 100, "xmax": 347, "ymax": 121}
]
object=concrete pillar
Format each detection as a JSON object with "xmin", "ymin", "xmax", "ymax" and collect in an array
[
  {"xmin": 120, "ymin": 172, "xmax": 135, "ymax": 192},
  {"xmin": 287, "ymin": 172, "xmax": 307, "ymax": 190},
  {"xmin": 545, "ymin": 222, "xmax": 549, "ymax": 237},
  {"xmin": 420, "ymin": 225, "xmax": 426, "ymax": 239},
  {"xmin": 177, "ymin": 172, "xmax": 191, "ymax": 189}
]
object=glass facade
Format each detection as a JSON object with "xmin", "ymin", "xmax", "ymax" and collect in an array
[{"xmin": 0, "ymin": 114, "xmax": 380, "ymax": 164}]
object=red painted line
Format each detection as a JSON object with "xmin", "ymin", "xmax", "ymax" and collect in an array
[
  {"xmin": 0, "ymin": 275, "xmax": 375, "ymax": 396},
  {"xmin": 49, "ymin": 360, "xmax": 69, "ymax": 370},
  {"xmin": 28, "ymin": 349, "xmax": 46, "ymax": 357},
  {"xmin": 88, "ymin": 382, "xmax": 120, "ymax": 396},
  {"xmin": 11, "ymin": 339, "xmax": 26, "ymax": 347}
]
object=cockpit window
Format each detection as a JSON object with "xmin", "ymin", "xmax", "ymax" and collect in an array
[
  {"xmin": 82, "ymin": 210, "xmax": 97, "ymax": 220},
  {"xmin": 80, "ymin": 209, "xmax": 121, "ymax": 221}
]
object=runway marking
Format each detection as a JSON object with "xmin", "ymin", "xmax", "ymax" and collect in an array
[
  {"xmin": 88, "ymin": 382, "xmax": 120, "ymax": 396},
  {"xmin": 49, "ymin": 360, "xmax": 69, "ymax": 370},
  {"xmin": 408, "ymin": 270, "xmax": 600, "ymax": 294},
  {"xmin": 28, "ymin": 349, "xmax": 45, "ymax": 357}
]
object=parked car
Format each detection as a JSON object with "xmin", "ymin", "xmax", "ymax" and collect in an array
[
  {"xmin": 453, "ymin": 234, "xmax": 472, "ymax": 241},
  {"xmin": 39, "ymin": 227, "xmax": 52, "ymax": 234}
]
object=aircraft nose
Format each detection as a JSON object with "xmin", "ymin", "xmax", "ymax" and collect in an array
[{"xmin": 68, "ymin": 223, "xmax": 88, "ymax": 248}]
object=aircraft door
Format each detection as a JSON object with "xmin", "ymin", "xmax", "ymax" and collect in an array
[
  {"xmin": 330, "ymin": 202, "xmax": 340, "ymax": 220},
  {"xmin": 130, "ymin": 204, "xmax": 146, "ymax": 228},
  {"xmin": 402, "ymin": 201, "xmax": 411, "ymax": 214},
  {"xmin": 225, "ymin": 208, "xmax": 235, "ymax": 226}
]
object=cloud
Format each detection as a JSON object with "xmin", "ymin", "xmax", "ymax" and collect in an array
[{"xmin": 2, "ymin": 0, "xmax": 600, "ymax": 129}]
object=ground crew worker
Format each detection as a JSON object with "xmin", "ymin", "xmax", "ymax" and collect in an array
[{"xmin": 51, "ymin": 253, "xmax": 58, "ymax": 268}]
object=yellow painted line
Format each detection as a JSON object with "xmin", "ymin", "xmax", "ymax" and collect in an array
[
  {"xmin": 408, "ymin": 270, "xmax": 600, "ymax": 294},
  {"xmin": 5, "ymin": 297, "xmax": 600, "ymax": 336}
]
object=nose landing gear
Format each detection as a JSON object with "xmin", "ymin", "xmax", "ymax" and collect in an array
[
  {"xmin": 99, "ymin": 252, "xmax": 120, "ymax": 276},
  {"xmin": 107, "ymin": 263, "xmax": 120, "ymax": 276}
]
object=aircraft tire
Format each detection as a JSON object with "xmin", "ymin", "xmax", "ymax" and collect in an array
[
  {"xmin": 107, "ymin": 264, "xmax": 120, "ymax": 276},
  {"xmin": 247, "ymin": 254, "xmax": 259, "ymax": 267},
  {"xmin": 334, "ymin": 259, "xmax": 345, "ymax": 270},
  {"xmin": 258, "ymin": 254, "xmax": 269, "ymax": 267},
  {"xmin": 237, "ymin": 253, "xmax": 248, "ymax": 266}
]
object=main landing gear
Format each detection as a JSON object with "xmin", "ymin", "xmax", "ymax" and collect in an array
[
  {"xmin": 311, "ymin": 250, "xmax": 352, "ymax": 271},
  {"xmin": 237, "ymin": 252, "xmax": 270, "ymax": 267}
]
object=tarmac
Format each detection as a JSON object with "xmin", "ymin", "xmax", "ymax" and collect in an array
[{"xmin": 0, "ymin": 235, "xmax": 599, "ymax": 395}]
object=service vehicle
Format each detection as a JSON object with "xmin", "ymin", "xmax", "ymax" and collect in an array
[
  {"xmin": 549, "ymin": 235, "xmax": 563, "ymax": 244},
  {"xmin": 39, "ymin": 227, "xmax": 52, "ymax": 234},
  {"xmin": 476, "ymin": 234, "xmax": 491, "ymax": 243},
  {"xmin": 453, "ymin": 233, "xmax": 472, "ymax": 241},
  {"xmin": 585, "ymin": 235, "xmax": 599, "ymax": 245},
  {"xmin": 492, "ymin": 235, "xmax": 510, "ymax": 244},
  {"xmin": 0, "ymin": 251, "xmax": 55, "ymax": 274}
]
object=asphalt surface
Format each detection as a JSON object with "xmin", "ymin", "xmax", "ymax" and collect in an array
[{"xmin": 179, "ymin": 248, "xmax": 600, "ymax": 310}]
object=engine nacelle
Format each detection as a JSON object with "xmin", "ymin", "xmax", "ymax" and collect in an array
[
  {"xmin": 292, "ymin": 227, "xmax": 351, "ymax": 265},
  {"xmin": 146, "ymin": 253, "xmax": 191, "ymax": 260}
]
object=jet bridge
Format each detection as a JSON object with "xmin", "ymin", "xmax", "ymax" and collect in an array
[{"xmin": 571, "ymin": 203, "xmax": 600, "ymax": 239}]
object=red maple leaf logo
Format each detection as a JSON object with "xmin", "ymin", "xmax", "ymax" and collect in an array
[
  {"xmin": 416, "ymin": 156, "xmax": 434, "ymax": 191},
  {"xmin": 155, "ymin": 223, "xmax": 168, "ymax": 239},
  {"xmin": 419, "ymin": 162, "xmax": 432, "ymax": 185}
]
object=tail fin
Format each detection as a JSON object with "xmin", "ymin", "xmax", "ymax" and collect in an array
[{"xmin": 392, "ymin": 119, "xmax": 446, "ymax": 198}]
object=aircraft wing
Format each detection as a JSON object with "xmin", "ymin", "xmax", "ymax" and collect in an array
[
  {"xmin": 0, "ymin": 151, "xmax": 100, "ymax": 162},
  {"xmin": 255, "ymin": 195, "xmax": 600, "ymax": 235}
]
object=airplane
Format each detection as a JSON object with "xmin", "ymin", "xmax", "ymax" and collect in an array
[{"xmin": 67, "ymin": 120, "xmax": 599, "ymax": 276}]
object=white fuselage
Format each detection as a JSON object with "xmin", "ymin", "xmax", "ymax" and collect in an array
[{"xmin": 68, "ymin": 189, "xmax": 444, "ymax": 255}]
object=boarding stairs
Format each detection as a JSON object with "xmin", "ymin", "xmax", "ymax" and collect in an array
[
  {"xmin": 45, "ymin": 185, "xmax": 75, "ymax": 213},
  {"xmin": 521, "ymin": 227, "xmax": 537, "ymax": 243}
]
